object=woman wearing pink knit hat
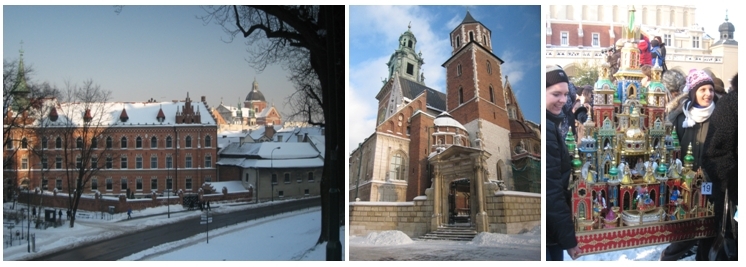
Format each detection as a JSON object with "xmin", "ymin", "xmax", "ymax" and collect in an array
[{"xmin": 661, "ymin": 68, "xmax": 718, "ymax": 260}]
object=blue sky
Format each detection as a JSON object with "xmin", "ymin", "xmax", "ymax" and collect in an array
[
  {"xmin": 348, "ymin": 5, "xmax": 542, "ymax": 153},
  {"xmin": 3, "ymin": 5, "xmax": 296, "ymax": 119}
]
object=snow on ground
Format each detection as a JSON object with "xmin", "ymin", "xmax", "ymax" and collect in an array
[
  {"xmin": 349, "ymin": 225, "xmax": 541, "ymax": 261},
  {"xmin": 356, "ymin": 230, "xmax": 413, "ymax": 246},
  {"xmin": 2, "ymin": 197, "xmax": 319, "ymax": 261},
  {"xmin": 568, "ymin": 243, "xmax": 694, "ymax": 261},
  {"xmin": 121, "ymin": 207, "xmax": 344, "ymax": 261}
]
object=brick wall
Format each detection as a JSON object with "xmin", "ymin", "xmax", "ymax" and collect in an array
[
  {"xmin": 349, "ymin": 196, "xmax": 432, "ymax": 238},
  {"xmin": 485, "ymin": 190, "xmax": 541, "ymax": 234}
]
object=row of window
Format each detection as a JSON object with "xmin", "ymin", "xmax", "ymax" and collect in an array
[
  {"xmin": 31, "ymin": 154, "xmax": 212, "ymax": 170},
  {"xmin": 46, "ymin": 176, "xmax": 203, "ymax": 192},
  {"xmin": 455, "ymin": 60, "xmax": 493, "ymax": 77},
  {"xmin": 452, "ymin": 31, "xmax": 490, "ymax": 49},
  {"xmin": 263, "ymin": 172, "xmax": 315, "ymax": 184},
  {"xmin": 558, "ymin": 32, "xmax": 694, "ymax": 49},
  {"xmin": 9, "ymin": 135, "xmax": 212, "ymax": 150},
  {"xmin": 457, "ymin": 85, "xmax": 497, "ymax": 105}
]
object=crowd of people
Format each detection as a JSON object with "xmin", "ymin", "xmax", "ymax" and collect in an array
[{"xmin": 545, "ymin": 34, "xmax": 738, "ymax": 261}]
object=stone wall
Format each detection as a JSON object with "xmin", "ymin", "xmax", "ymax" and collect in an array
[
  {"xmin": 485, "ymin": 190, "xmax": 541, "ymax": 234},
  {"xmin": 349, "ymin": 194, "xmax": 433, "ymax": 238}
]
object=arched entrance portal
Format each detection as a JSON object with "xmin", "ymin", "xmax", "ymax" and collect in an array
[{"xmin": 449, "ymin": 178, "xmax": 471, "ymax": 225}]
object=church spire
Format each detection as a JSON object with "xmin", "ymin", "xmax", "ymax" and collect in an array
[{"xmin": 11, "ymin": 41, "xmax": 31, "ymax": 112}]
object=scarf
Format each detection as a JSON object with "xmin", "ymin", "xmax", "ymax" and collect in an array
[{"xmin": 682, "ymin": 101, "xmax": 714, "ymax": 128}]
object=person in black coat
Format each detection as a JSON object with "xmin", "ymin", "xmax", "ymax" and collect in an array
[{"xmin": 545, "ymin": 65, "xmax": 582, "ymax": 261}]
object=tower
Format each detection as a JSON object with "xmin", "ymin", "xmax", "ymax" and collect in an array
[
  {"xmin": 386, "ymin": 23, "xmax": 425, "ymax": 84},
  {"xmin": 10, "ymin": 45, "xmax": 30, "ymax": 113},
  {"xmin": 442, "ymin": 11, "xmax": 512, "ymax": 186},
  {"xmin": 244, "ymin": 78, "xmax": 267, "ymax": 113}
]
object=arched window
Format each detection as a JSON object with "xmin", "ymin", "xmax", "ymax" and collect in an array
[
  {"xmin": 21, "ymin": 137, "xmax": 28, "ymax": 149},
  {"xmin": 483, "ymin": 34, "xmax": 487, "ymax": 46},
  {"xmin": 456, "ymin": 36, "xmax": 461, "ymax": 48},
  {"xmin": 489, "ymin": 85, "xmax": 495, "ymax": 103},
  {"xmin": 106, "ymin": 137, "xmax": 112, "ymax": 148},
  {"xmin": 407, "ymin": 40, "xmax": 412, "ymax": 48},
  {"xmin": 457, "ymin": 64, "xmax": 462, "ymax": 76},
  {"xmin": 136, "ymin": 136, "xmax": 142, "ymax": 148},
  {"xmin": 166, "ymin": 136, "xmax": 172, "ymax": 148},
  {"xmin": 469, "ymin": 31, "xmax": 474, "ymax": 42},
  {"xmin": 487, "ymin": 60, "xmax": 492, "ymax": 75},
  {"xmin": 388, "ymin": 153, "xmax": 405, "ymax": 180},
  {"xmin": 76, "ymin": 137, "xmax": 83, "ymax": 149},
  {"xmin": 121, "ymin": 137, "xmax": 128, "ymax": 149},
  {"xmin": 151, "ymin": 136, "xmax": 158, "ymax": 148},
  {"xmin": 459, "ymin": 87, "xmax": 464, "ymax": 104},
  {"xmin": 185, "ymin": 136, "xmax": 192, "ymax": 148},
  {"xmin": 91, "ymin": 137, "xmax": 97, "ymax": 149},
  {"xmin": 204, "ymin": 135, "xmax": 212, "ymax": 148}
]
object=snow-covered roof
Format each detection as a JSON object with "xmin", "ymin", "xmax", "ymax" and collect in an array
[
  {"xmin": 249, "ymin": 125, "xmax": 282, "ymax": 140},
  {"xmin": 40, "ymin": 100, "xmax": 216, "ymax": 127},
  {"xmin": 433, "ymin": 112, "xmax": 467, "ymax": 131},
  {"xmin": 216, "ymin": 157, "xmax": 324, "ymax": 168},
  {"xmin": 219, "ymin": 142, "xmax": 320, "ymax": 159},
  {"xmin": 203, "ymin": 181, "xmax": 249, "ymax": 193}
]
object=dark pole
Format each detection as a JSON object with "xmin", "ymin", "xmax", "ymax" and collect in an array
[
  {"xmin": 325, "ymin": 5, "xmax": 342, "ymax": 260},
  {"xmin": 271, "ymin": 147, "xmax": 281, "ymax": 202},
  {"xmin": 174, "ymin": 126, "xmax": 178, "ymax": 199},
  {"xmin": 27, "ymin": 187, "xmax": 30, "ymax": 252},
  {"xmin": 167, "ymin": 150, "xmax": 170, "ymax": 219}
]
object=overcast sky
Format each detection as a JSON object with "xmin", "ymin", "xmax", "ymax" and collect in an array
[
  {"xmin": 3, "ymin": 5, "xmax": 296, "ymax": 118},
  {"xmin": 349, "ymin": 5, "xmax": 542, "ymax": 154}
]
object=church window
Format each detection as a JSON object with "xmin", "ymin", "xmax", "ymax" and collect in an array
[
  {"xmin": 457, "ymin": 64, "xmax": 462, "ymax": 76},
  {"xmin": 456, "ymin": 36, "xmax": 461, "ymax": 48},
  {"xmin": 489, "ymin": 85, "xmax": 495, "ymax": 103},
  {"xmin": 136, "ymin": 136, "xmax": 142, "ymax": 148},
  {"xmin": 121, "ymin": 137, "xmax": 128, "ymax": 149},
  {"xmin": 483, "ymin": 34, "xmax": 487, "ymax": 46},
  {"xmin": 166, "ymin": 136, "xmax": 172, "ymax": 148},
  {"xmin": 21, "ymin": 137, "xmax": 28, "ymax": 149},
  {"xmin": 204, "ymin": 135, "xmax": 212, "ymax": 148},
  {"xmin": 469, "ymin": 31, "xmax": 474, "ymax": 42},
  {"xmin": 406, "ymin": 63, "xmax": 414, "ymax": 75},
  {"xmin": 487, "ymin": 61, "xmax": 492, "ymax": 75},
  {"xmin": 407, "ymin": 40, "xmax": 412, "ymax": 48},
  {"xmin": 389, "ymin": 153, "xmax": 405, "ymax": 180},
  {"xmin": 185, "ymin": 136, "xmax": 192, "ymax": 148},
  {"xmin": 459, "ymin": 87, "xmax": 464, "ymax": 104},
  {"xmin": 151, "ymin": 136, "xmax": 158, "ymax": 148}
]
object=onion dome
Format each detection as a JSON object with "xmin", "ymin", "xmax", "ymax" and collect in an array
[
  {"xmin": 433, "ymin": 112, "xmax": 467, "ymax": 132},
  {"xmin": 49, "ymin": 106, "xmax": 58, "ymax": 122},
  {"xmin": 656, "ymin": 161, "xmax": 668, "ymax": 175},
  {"xmin": 684, "ymin": 143, "xmax": 695, "ymax": 166},
  {"xmin": 245, "ymin": 78, "xmax": 266, "ymax": 102},
  {"xmin": 671, "ymin": 129, "xmax": 680, "ymax": 148},
  {"xmin": 120, "ymin": 106, "xmax": 129, "ymax": 122},
  {"xmin": 608, "ymin": 160, "xmax": 619, "ymax": 176},
  {"xmin": 572, "ymin": 148, "xmax": 582, "ymax": 169},
  {"xmin": 565, "ymin": 131, "xmax": 576, "ymax": 152}
]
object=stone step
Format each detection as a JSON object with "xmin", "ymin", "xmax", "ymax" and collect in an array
[{"xmin": 418, "ymin": 226, "xmax": 477, "ymax": 241}]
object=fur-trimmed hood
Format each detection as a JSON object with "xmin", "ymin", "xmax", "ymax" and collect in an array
[{"xmin": 666, "ymin": 93, "xmax": 689, "ymax": 123}]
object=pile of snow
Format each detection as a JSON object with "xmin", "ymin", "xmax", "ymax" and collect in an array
[
  {"xmin": 468, "ymin": 231, "xmax": 540, "ymax": 246},
  {"xmin": 362, "ymin": 230, "xmax": 413, "ymax": 245},
  {"xmin": 525, "ymin": 225, "xmax": 540, "ymax": 235}
]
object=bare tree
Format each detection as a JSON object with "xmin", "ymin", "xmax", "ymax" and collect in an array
[
  {"xmin": 199, "ymin": 5, "xmax": 343, "ymax": 259},
  {"xmin": 285, "ymin": 49, "xmax": 324, "ymax": 124},
  {"xmin": 53, "ymin": 80, "xmax": 114, "ymax": 227}
]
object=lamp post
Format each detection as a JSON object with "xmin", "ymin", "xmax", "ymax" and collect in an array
[
  {"xmin": 26, "ymin": 187, "xmax": 30, "ymax": 253},
  {"xmin": 270, "ymin": 146, "xmax": 281, "ymax": 202}
]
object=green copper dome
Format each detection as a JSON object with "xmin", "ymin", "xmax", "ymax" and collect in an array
[
  {"xmin": 657, "ymin": 162, "xmax": 668, "ymax": 174},
  {"xmin": 609, "ymin": 165, "xmax": 619, "ymax": 176}
]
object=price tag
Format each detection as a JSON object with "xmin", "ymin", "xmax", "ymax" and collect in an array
[{"xmin": 701, "ymin": 182, "xmax": 712, "ymax": 195}]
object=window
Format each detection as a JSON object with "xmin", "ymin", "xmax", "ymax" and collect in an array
[
  {"xmin": 121, "ymin": 137, "xmax": 127, "ymax": 149},
  {"xmin": 185, "ymin": 136, "xmax": 192, "ymax": 148},
  {"xmin": 42, "ymin": 137, "xmax": 48, "ymax": 149},
  {"xmin": 204, "ymin": 136, "xmax": 211, "ymax": 147},
  {"xmin": 489, "ymin": 85, "xmax": 495, "ymax": 103},
  {"xmin": 56, "ymin": 137, "xmax": 62, "ymax": 149},
  {"xmin": 136, "ymin": 156, "xmax": 143, "ymax": 169},
  {"xmin": 406, "ymin": 63, "xmax": 414, "ymax": 75},
  {"xmin": 76, "ymin": 137, "xmax": 83, "ymax": 149},
  {"xmin": 151, "ymin": 178, "xmax": 158, "ymax": 190},
  {"xmin": 91, "ymin": 178, "xmax": 98, "ymax": 191},
  {"xmin": 106, "ymin": 137, "xmax": 112, "ymax": 148},
  {"xmin": 56, "ymin": 179, "xmax": 62, "ymax": 190},
  {"xmin": 151, "ymin": 155, "xmax": 158, "ymax": 169},
  {"xmin": 389, "ymin": 153, "xmax": 404, "ymax": 180},
  {"xmin": 592, "ymin": 33, "xmax": 600, "ymax": 47},
  {"xmin": 21, "ymin": 157, "xmax": 28, "ymax": 169},
  {"xmin": 186, "ymin": 178, "xmax": 192, "ymax": 190},
  {"xmin": 692, "ymin": 36, "xmax": 700, "ymax": 48},
  {"xmin": 121, "ymin": 156, "xmax": 128, "ymax": 169},
  {"xmin": 21, "ymin": 137, "xmax": 28, "ymax": 149},
  {"xmin": 272, "ymin": 174, "xmax": 278, "ymax": 185},
  {"xmin": 91, "ymin": 137, "xmax": 97, "ymax": 149},
  {"xmin": 278, "ymin": 190, "xmax": 284, "ymax": 198},
  {"xmin": 245, "ymin": 173, "xmax": 249, "ymax": 182},
  {"xmin": 151, "ymin": 136, "xmax": 157, "ymax": 148},
  {"xmin": 136, "ymin": 178, "xmax": 143, "ymax": 191},
  {"xmin": 42, "ymin": 178, "xmax": 48, "ymax": 190},
  {"xmin": 42, "ymin": 156, "xmax": 48, "ymax": 169},
  {"xmin": 561, "ymin": 31, "xmax": 569, "ymax": 46},
  {"xmin": 106, "ymin": 155, "xmax": 113, "ymax": 169},
  {"xmin": 456, "ymin": 35, "xmax": 460, "ymax": 48},
  {"xmin": 459, "ymin": 87, "xmax": 464, "ymax": 104},
  {"xmin": 469, "ymin": 31, "xmax": 474, "ymax": 42},
  {"xmin": 407, "ymin": 40, "xmax": 412, "ymax": 48},
  {"xmin": 136, "ymin": 137, "xmax": 142, "ymax": 148},
  {"xmin": 457, "ymin": 64, "xmax": 462, "ymax": 76},
  {"xmin": 167, "ymin": 177, "xmax": 173, "ymax": 190},
  {"xmin": 166, "ymin": 155, "xmax": 173, "ymax": 169},
  {"xmin": 56, "ymin": 155, "xmax": 62, "ymax": 169},
  {"xmin": 106, "ymin": 178, "xmax": 113, "ymax": 191},
  {"xmin": 185, "ymin": 155, "xmax": 192, "ymax": 168},
  {"xmin": 121, "ymin": 178, "xmax": 128, "ymax": 190},
  {"xmin": 76, "ymin": 156, "xmax": 82, "ymax": 169},
  {"xmin": 284, "ymin": 173, "xmax": 290, "ymax": 183},
  {"xmin": 277, "ymin": 135, "xmax": 283, "ymax": 142},
  {"xmin": 6, "ymin": 139, "xmax": 12, "ymax": 149},
  {"xmin": 166, "ymin": 136, "xmax": 172, "ymax": 148},
  {"xmin": 308, "ymin": 172, "xmax": 314, "ymax": 182},
  {"xmin": 91, "ymin": 157, "xmax": 98, "ymax": 169},
  {"xmin": 205, "ymin": 155, "xmax": 212, "ymax": 168},
  {"xmin": 297, "ymin": 174, "xmax": 302, "ymax": 183},
  {"xmin": 664, "ymin": 34, "xmax": 672, "ymax": 46},
  {"xmin": 487, "ymin": 61, "xmax": 492, "ymax": 75},
  {"xmin": 304, "ymin": 189, "xmax": 309, "ymax": 196}
]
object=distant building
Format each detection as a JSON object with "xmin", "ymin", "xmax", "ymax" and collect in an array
[{"xmin": 215, "ymin": 78, "xmax": 282, "ymax": 131}]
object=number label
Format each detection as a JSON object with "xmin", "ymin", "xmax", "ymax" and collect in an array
[{"xmin": 701, "ymin": 182, "xmax": 712, "ymax": 195}]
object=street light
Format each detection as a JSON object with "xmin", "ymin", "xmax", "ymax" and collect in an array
[{"xmin": 270, "ymin": 146, "xmax": 281, "ymax": 202}]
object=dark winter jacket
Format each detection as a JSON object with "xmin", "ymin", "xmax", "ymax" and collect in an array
[
  {"xmin": 667, "ymin": 94, "xmax": 714, "ymax": 170},
  {"xmin": 703, "ymin": 91, "xmax": 737, "ymax": 202},
  {"xmin": 546, "ymin": 110, "xmax": 577, "ymax": 249},
  {"xmin": 651, "ymin": 46, "xmax": 664, "ymax": 67}
]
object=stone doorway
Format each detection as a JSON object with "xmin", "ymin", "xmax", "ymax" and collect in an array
[{"xmin": 449, "ymin": 179, "xmax": 471, "ymax": 225}]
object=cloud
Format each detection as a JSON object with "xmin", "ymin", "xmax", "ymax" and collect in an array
[
  {"xmin": 347, "ymin": 85, "xmax": 378, "ymax": 155},
  {"xmin": 497, "ymin": 50, "xmax": 528, "ymax": 98}
]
